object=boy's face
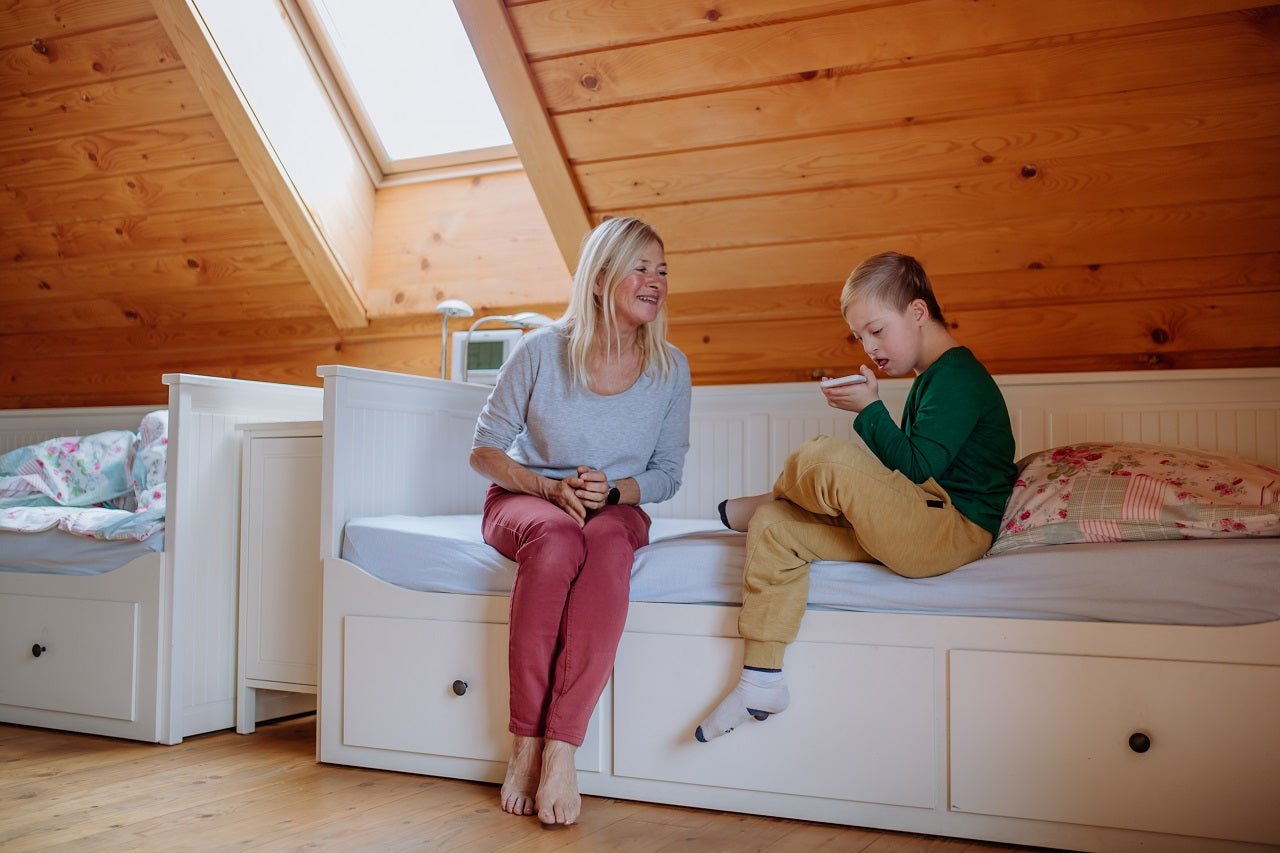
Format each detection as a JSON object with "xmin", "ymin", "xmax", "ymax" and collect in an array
[{"xmin": 843, "ymin": 296, "xmax": 928, "ymax": 376}]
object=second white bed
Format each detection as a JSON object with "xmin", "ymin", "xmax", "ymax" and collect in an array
[{"xmin": 0, "ymin": 375, "xmax": 322, "ymax": 743}]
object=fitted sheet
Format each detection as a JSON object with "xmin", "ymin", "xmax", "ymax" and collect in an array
[
  {"xmin": 342, "ymin": 515, "xmax": 1280, "ymax": 626},
  {"xmin": 0, "ymin": 528, "xmax": 164, "ymax": 575}
]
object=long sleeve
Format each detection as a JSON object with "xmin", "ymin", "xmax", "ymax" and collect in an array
[
  {"xmin": 468, "ymin": 327, "xmax": 692, "ymax": 505},
  {"xmin": 472, "ymin": 333, "xmax": 538, "ymax": 452},
  {"xmin": 631, "ymin": 353, "xmax": 692, "ymax": 504},
  {"xmin": 854, "ymin": 346, "xmax": 1017, "ymax": 535},
  {"xmin": 854, "ymin": 387, "xmax": 982, "ymax": 485}
]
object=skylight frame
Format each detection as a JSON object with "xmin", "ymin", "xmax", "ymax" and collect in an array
[{"xmin": 292, "ymin": 0, "xmax": 517, "ymax": 181}]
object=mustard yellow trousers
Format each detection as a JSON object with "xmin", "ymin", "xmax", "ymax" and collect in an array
[{"xmin": 740, "ymin": 435, "xmax": 992, "ymax": 668}]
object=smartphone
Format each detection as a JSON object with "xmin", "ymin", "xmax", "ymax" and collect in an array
[{"xmin": 819, "ymin": 374, "xmax": 869, "ymax": 388}]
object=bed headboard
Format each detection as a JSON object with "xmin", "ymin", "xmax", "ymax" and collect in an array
[
  {"xmin": 0, "ymin": 405, "xmax": 159, "ymax": 454},
  {"xmin": 318, "ymin": 366, "xmax": 1280, "ymax": 551},
  {"xmin": 647, "ymin": 368, "xmax": 1280, "ymax": 519},
  {"xmin": 318, "ymin": 365, "xmax": 494, "ymax": 559}
]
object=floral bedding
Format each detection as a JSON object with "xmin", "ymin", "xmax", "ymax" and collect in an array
[
  {"xmin": 989, "ymin": 441, "xmax": 1280, "ymax": 555},
  {"xmin": 0, "ymin": 411, "xmax": 167, "ymax": 541}
]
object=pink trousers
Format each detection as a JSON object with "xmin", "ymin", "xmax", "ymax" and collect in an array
[{"xmin": 482, "ymin": 484, "xmax": 650, "ymax": 746}]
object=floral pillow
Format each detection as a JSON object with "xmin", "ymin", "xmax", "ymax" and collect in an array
[
  {"xmin": 988, "ymin": 442, "xmax": 1280, "ymax": 555},
  {"xmin": 128, "ymin": 410, "xmax": 168, "ymax": 514},
  {"xmin": 0, "ymin": 430, "xmax": 136, "ymax": 507}
]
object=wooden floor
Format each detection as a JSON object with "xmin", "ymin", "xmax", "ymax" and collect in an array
[{"xmin": 0, "ymin": 715, "xmax": 1055, "ymax": 852}]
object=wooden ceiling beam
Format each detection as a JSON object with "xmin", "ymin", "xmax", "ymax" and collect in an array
[
  {"xmin": 454, "ymin": 0, "xmax": 592, "ymax": 272},
  {"xmin": 149, "ymin": 0, "xmax": 369, "ymax": 329}
]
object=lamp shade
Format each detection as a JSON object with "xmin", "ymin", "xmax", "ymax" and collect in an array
[
  {"xmin": 434, "ymin": 299, "xmax": 474, "ymax": 379},
  {"xmin": 504, "ymin": 312, "xmax": 554, "ymax": 329},
  {"xmin": 435, "ymin": 298, "xmax": 475, "ymax": 319}
]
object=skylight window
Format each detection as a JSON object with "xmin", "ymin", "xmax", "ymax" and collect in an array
[{"xmin": 299, "ymin": 0, "xmax": 514, "ymax": 175}]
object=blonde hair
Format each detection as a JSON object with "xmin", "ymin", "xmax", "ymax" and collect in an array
[
  {"xmin": 560, "ymin": 217, "xmax": 676, "ymax": 386},
  {"xmin": 840, "ymin": 251, "xmax": 946, "ymax": 324}
]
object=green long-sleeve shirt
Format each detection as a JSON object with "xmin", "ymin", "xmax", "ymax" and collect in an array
[{"xmin": 853, "ymin": 346, "xmax": 1016, "ymax": 536}]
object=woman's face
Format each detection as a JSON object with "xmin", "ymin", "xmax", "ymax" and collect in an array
[{"xmin": 598, "ymin": 239, "xmax": 667, "ymax": 334}]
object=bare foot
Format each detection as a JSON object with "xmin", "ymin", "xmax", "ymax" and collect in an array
[
  {"xmin": 536, "ymin": 738, "xmax": 581, "ymax": 825},
  {"xmin": 724, "ymin": 492, "xmax": 775, "ymax": 532},
  {"xmin": 500, "ymin": 734, "xmax": 542, "ymax": 816}
]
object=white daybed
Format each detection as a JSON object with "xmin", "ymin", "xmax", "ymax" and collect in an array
[
  {"xmin": 316, "ymin": 364, "xmax": 1280, "ymax": 852},
  {"xmin": 0, "ymin": 374, "xmax": 321, "ymax": 744}
]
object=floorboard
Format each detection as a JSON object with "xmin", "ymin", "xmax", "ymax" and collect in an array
[{"xmin": 0, "ymin": 716, "xmax": 1056, "ymax": 851}]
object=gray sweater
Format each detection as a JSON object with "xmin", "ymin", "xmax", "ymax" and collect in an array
[{"xmin": 472, "ymin": 325, "xmax": 692, "ymax": 505}]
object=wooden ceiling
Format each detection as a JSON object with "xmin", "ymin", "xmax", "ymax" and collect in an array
[
  {"xmin": 0, "ymin": 0, "xmax": 332, "ymax": 403},
  {"xmin": 499, "ymin": 0, "xmax": 1280, "ymax": 381},
  {"xmin": 1, "ymin": 0, "xmax": 1278, "ymax": 407}
]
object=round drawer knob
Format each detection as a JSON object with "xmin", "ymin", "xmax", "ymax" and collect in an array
[
  {"xmin": 31, "ymin": 643, "xmax": 47, "ymax": 658},
  {"xmin": 1128, "ymin": 732, "xmax": 1152, "ymax": 753},
  {"xmin": 451, "ymin": 680, "xmax": 468, "ymax": 696}
]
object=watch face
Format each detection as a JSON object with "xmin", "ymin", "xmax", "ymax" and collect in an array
[{"xmin": 607, "ymin": 486, "xmax": 621, "ymax": 505}]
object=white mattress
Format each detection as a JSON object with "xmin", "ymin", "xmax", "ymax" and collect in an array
[
  {"xmin": 0, "ymin": 528, "xmax": 165, "ymax": 575},
  {"xmin": 342, "ymin": 515, "xmax": 1280, "ymax": 626}
]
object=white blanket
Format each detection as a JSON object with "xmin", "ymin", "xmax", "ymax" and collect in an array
[{"xmin": 342, "ymin": 515, "xmax": 1280, "ymax": 626}]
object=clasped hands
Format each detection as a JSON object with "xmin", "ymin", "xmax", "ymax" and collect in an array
[{"xmin": 546, "ymin": 465, "xmax": 611, "ymax": 526}]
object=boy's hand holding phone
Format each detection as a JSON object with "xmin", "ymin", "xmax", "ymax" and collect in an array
[{"xmin": 820, "ymin": 365, "xmax": 879, "ymax": 413}]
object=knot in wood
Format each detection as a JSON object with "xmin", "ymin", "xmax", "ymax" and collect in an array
[
  {"xmin": 1150, "ymin": 328, "xmax": 1170, "ymax": 345},
  {"xmin": 1019, "ymin": 164, "xmax": 1039, "ymax": 179},
  {"xmin": 31, "ymin": 38, "xmax": 48, "ymax": 56},
  {"xmin": 580, "ymin": 73, "xmax": 600, "ymax": 91}
]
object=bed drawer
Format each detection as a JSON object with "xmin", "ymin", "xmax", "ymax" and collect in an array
[
  {"xmin": 0, "ymin": 593, "xmax": 139, "ymax": 721},
  {"xmin": 613, "ymin": 632, "xmax": 937, "ymax": 808},
  {"xmin": 950, "ymin": 650, "xmax": 1280, "ymax": 845},
  {"xmin": 341, "ymin": 615, "xmax": 603, "ymax": 770}
]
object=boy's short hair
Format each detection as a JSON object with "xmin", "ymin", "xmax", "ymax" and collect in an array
[{"xmin": 840, "ymin": 251, "xmax": 946, "ymax": 324}]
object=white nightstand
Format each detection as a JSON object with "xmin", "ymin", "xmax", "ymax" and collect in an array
[{"xmin": 236, "ymin": 420, "xmax": 322, "ymax": 734}]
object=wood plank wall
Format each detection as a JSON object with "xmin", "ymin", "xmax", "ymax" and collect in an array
[
  {"xmin": 0, "ymin": 0, "xmax": 335, "ymax": 406},
  {"xmin": 514, "ymin": 0, "xmax": 1280, "ymax": 382},
  {"xmin": 366, "ymin": 171, "xmax": 570, "ymax": 317},
  {"xmin": 1, "ymin": 0, "xmax": 1278, "ymax": 408},
  {"xmin": 0, "ymin": 0, "xmax": 565, "ymax": 407}
]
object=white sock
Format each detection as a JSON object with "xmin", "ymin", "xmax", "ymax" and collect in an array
[{"xmin": 695, "ymin": 669, "xmax": 790, "ymax": 743}]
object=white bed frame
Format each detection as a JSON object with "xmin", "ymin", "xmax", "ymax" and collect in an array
[
  {"xmin": 316, "ymin": 364, "xmax": 1280, "ymax": 851},
  {"xmin": 0, "ymin": 374, "xmax": 322, "ymax": 744}
]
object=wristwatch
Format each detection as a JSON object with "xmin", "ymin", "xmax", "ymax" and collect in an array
[{"xmin": 605, "ymin": 486, "xmax": 621, "ymax": 505}]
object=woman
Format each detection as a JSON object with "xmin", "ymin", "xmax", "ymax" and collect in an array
[{"xmin": 470, "ymin": 217, "xmax": 692, "ymax": 825}]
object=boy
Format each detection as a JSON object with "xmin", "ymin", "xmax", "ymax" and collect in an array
[{"xmin": 697, "ymin": 251, "xmax": 1016, "ymax": 742}]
